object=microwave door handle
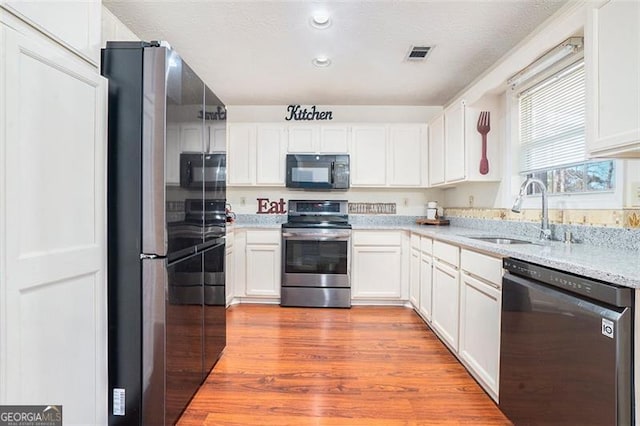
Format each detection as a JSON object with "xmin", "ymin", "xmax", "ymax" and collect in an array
[{"xmin": 330, "ymin": 161, "xmax": 335, "ymax": 184}]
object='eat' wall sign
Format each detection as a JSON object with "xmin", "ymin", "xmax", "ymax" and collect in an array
[
  {"xmin": 285, "ymin": 105, "xmax": 333, "ymax": 121},
  {"xmin": 257, "ymin": 198, "xmax": 287, "ymax": 214}
]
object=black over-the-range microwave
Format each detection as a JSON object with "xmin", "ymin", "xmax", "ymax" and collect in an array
[
  {"xmin": 180, "ymin": 152, "xmax": 226, "ymax": 189},
  {"xmin": 285, "ymin": 154, "xmax": 350, "ymax": 190}
]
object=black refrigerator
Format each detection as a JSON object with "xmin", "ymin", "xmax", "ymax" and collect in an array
[{"xmin": 102, "ymin": 41, "xmax": 227, "ymax": 425}]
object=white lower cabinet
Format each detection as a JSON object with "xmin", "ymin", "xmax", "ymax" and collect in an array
[
  {"xmin": 459, "ymin": 248, "xmax": 503, "ymax": 401},
  {"xmin": 431, "ymin": 258, "xmax": 460, "ymax": 351},
  {"xmin": 351, "ymin": 230, "xmax": 403, "ymax": 300},
  {"xmin": 418, "ymin": 237, "xmax": 433, "ymax": 322},
  {"xmin": 409, "ymin": 234, "xmax": 421, "ymax": 308},
  {"xmin": 244, "ymin": 230, "xmax": 281, "ymax": 297},
  {"xmin": 225, "ymin": 230, "xmax": 235, "ymax": 306}
]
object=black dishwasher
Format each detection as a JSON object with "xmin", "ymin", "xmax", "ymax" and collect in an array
[{"xmin": 500, "ymin": 258, "xmax": 634, "ymax": 426}]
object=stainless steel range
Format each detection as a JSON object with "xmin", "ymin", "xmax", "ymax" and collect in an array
[{"xmin": 281, "ymin": 200, "xmax": 351, "ymax": 308}]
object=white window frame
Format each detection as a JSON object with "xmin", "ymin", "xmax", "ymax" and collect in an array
[{"xmin": 506, "ymin": 56, "xmax": 624, "ymax": 210}]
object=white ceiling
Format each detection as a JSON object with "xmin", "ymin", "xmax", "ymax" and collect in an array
[{"xmin": 103, "ymin": 0, "xmax": 567, "ymax": 106}]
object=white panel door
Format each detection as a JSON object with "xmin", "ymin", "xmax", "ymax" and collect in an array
[
  {"xmin": 409, "ymin": 248, "xmax": 420, "ymax": 308},
  {"xmin": 319, "ymin": 126, "xmax": 349, "ymax": 153},
  {"xmin": 3, "ymin": 0, "xmax": 101, "ymax": 63},
  {"xmin": 288, "ymin": 126, "xmax": 317, "ymax": 153},
  {"xmin": 429, "ymin": 114, "xmax": 445, "ymax": 186},
  {"xmin": 256, "ymin": 125, "xmax": 286, "ymax": 185},
  {"xmin": 245, "ymin": 244, "xmax": 281, "ymax": 297},
  {"xmin": 419, "ymin": 253, "xmax": 433, "ymax": 322},
  {"xmin": 1, "ymin": 27, "xmax": 107, "ymax": 425},
  {"xmin": 389, "ymin": 125, "xmax": 425, "ymax": 187},
  {"xmin": 180, "ymin": 123, "xmax": 203, "ymax": 152},
  {"xmin": 431, "ymin": 260, "xmax": 460, "ymax": 351},
  {"xmin": 587, "ymin": 0, "xmax": 640, "ymax": 156},
  {"xmin": 351, "ymin": 126, "xmax": 387, "ymax": 186},
  {"xmin": 351, "ymin": 246, "xmax": 402, "ymax": 299},
  {"xmin": 459, "ymin": 272, "xmax": 501, "ymax": 400},
  {"xmin": 227, "ymin": 123, "xmax": 255, "ymax": 185}
]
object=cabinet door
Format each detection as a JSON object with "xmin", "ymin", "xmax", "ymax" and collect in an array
[
  {"xmin": 389, "ymin": 125, "xmax": 425, "ymax": 187},
  {"xmin": 227, "ymin": 124, "xmax": 255, "ymax": 185},
  {"xmin": 319, "ymin": 126, "xmax": 349, "ymax": 153},
  {"xmin": 288, "ymin": 126, "xmax": 317, "ymax": 152},
  {"xmin": 587, "ymin": 0, "xmax": 640, "ymax": 156},
  {"xmin": 429, "ymin": 114, "xmax": 445, "ymax": 186},
  {"xmin": 444, "ymin": 101, "xmax": 466, "ymax": 182},
  {"xmin": 352, "ymin": 246, "xmax": 402, "ymax": 299},
  {"xmin": 256, "ymin": 125, "xmax": 286, "ymax": 185},
  {"xmin": 419, "ymin": 253, "xmax": 433, "ymax": 321},
  {"xmin": 431, "ymin": 260, "xmax": 460, "ymax": 351},
  {"xmin": 459, "ymin": 272, "xmax": 501, "ymax": 400},
  {"xmin": 245, "ymin": 244, "xmax": 280, "ymax": 297},
  {"xmin": 2, "ymin": 26, "xmax": 107, "ymax": 424},
  {"xmin": 180, "ymin": 124, "xmax": 203, "ymax": 152},
  {"xmin": 207, "ymin": 124, "xmax": 227, "ymax": 153},
  {"xmin": 351, "ymin": 126, "xmax": 387, "ymax": 186},
  {"xmin": 409, "ymin": 248, "xmax": 421, "ymax": 308}
]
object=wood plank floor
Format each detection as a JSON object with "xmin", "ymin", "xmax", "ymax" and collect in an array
[{"xmin": 178, "ymin": 304, "xmax": 512, "ymax": 425}]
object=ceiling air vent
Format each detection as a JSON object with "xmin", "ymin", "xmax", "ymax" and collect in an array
[{"xmin": 406, "ymin": 46, "xmax": 433, "ymax": 62}]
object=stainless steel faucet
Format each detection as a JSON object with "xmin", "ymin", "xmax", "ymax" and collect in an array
[{"xmin": 511, "ymin": 177, "xmax": 551, "ymax": 240}]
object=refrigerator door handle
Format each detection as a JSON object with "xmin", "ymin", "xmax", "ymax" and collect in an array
[{"xmin": 142, "ymin": 46, "xmax": 168, "ymax": 256}]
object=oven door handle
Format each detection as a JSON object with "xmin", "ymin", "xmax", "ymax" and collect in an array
[{"xmin": 282, "ymin": 232, "xmax": 351, "ymax": 241}]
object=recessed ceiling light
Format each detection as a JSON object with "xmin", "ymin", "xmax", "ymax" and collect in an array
[
  {"xmin": 312, "ymin": 56, "xmax": 331, "ymax": 67},
  {"xmin": 311, "ymin": 12, "xmax": 331, "ymax": 29}
]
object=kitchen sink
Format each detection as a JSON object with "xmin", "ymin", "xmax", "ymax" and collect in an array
[{"xmin": 467, "ymin": 236, "xmax": 537, "ymax": 245}]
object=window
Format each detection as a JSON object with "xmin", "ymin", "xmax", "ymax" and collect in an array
[{"xmin": 518, "ymin": 59, "xmax": 615, "ymax": 194}]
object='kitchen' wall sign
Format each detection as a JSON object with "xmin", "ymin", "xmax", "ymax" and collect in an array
[{"xmin": 285, "ymin": 105, "xmax": 333, "ymax": 121}]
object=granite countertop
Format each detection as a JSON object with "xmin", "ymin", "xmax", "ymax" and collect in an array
[{"xmin": 353, "ymin": 224, "xmax": 640, "ymax": 289}]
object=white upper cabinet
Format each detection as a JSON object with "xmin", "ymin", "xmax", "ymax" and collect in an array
[
  {"xmin": 429, "ymin": 97, "xmax": 501, "ymax": 186},
  {"xmin": 256, "ymin": 125, "xmax": 286, "ymax": 185},
  {"xmin": 319, "ymin": 125, "xmax": 350, "ymax": 152},
  {"xmin": 180, "ymin": 123, "xmax": 203, "ymax": 152},
  {"xmin": 2, "ymin": 0, "xmax": 102, "ymax": 64},
  {"xmin": 227, "ymin": 123, "xmax": 285, "ymax": 186},
  {"xmin": 207, "ymin": 124, "xmax": 226, "ymax": 152},
  {"xmin": 428, "ymin": 113, "xmax": 445, "ymax": 186},
  {"xmin": 389, "ymin": 125, "xmax": 427, "ymax": 187},
  {"xmin": 287, "ymin": 124, "xmax": 350, "ymax": 153},
  {"xmin": 351, "ymin": 124, "xmax": 428, "ymax": 187},
  {"xmin": 227, "ymin": 123, "xmax": 256, "ymax": 185},
  {"xmin": 587, "ymin": 0, "xmax": 640, "ymax": 158},
  {"xmin": 351, "ymin": 125, "xmax": 388, "ymax": 186},
  {"xmin": 288, "ymin": 126, "xmax": 317, "ymax": 152}
]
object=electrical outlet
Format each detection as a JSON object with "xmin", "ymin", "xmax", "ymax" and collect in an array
[
  {"xmin": 240, "ymin": 197, "xmax": 246, "ymax": 206},
  {"xmin": 403, "ymin": 198, "xmax": 409, "ymax": 207},
  {"xmin": 468, "ymin": 195, "xmax": 474, "ymax": 207}
]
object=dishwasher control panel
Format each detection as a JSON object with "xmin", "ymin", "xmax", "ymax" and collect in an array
[{"xmin": 503, "ymin": 258, "xmax": 633, "ymax": 308}]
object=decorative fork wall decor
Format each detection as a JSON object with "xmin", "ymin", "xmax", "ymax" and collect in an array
[{"xmin": 477, "ymin": 111, "xmax": 491, "ymax": 175}]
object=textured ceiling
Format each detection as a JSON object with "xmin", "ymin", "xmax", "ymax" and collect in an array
[{"xmin": 103, "ymin": 0, "xmax": 567, "ymax": 106}]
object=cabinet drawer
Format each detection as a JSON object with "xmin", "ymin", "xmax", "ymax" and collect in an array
[
  {"xmin": 433, "ymin": 240, "xmax": 459, "ymax": 268},
  {"xmin": 461, "ymin": 249, "xmax": 502, "ymax": 287},
  {"xmin": 420, "ymin": 237, "xmax": 433, "ymax": 255},
  {"xmin": 352, "ymin": 230, "xmax": 402, "ymax": 246},
  {"xmin": 245, "ymin": 229, "xmax": 281, "ymax": 245}
]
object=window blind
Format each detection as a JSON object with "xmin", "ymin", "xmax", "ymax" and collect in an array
[{"xmin": 519, "ymin": 60, "xmax": 585, "ymax": 173}]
